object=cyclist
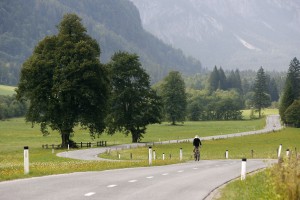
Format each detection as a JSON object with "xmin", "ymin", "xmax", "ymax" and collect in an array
[{"xmin": 193, "ymin": 135, "xmax": 202, "ymax": 161}]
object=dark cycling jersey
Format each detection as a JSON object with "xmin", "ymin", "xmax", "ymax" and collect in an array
[{"xmin": 193, "ymin": 138, "xmax": 201, "ymax": 147}]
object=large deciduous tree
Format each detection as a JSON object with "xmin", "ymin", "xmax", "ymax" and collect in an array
[
  {"xmin": 161, "ymin": 71, "xmax": 187, "ymax": 125},
  {"xmin": 105, "ymin": 52, "xmax": 162, "ymax": 143},
  {"xmin": 279, "ymin": 57, "xmax": 300, "ymax": 123},
  {"xmin": 16, "ymin": 14, "xmax": 109, "ymax": 147},
  {"xmin": 253, "ymin": 67, "xmax": 271, "ymax": 118}
]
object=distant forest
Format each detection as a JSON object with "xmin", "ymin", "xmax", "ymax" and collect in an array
[{"xmin": 0, "ymin": 0, "xmax": 203, "ymax": 85}]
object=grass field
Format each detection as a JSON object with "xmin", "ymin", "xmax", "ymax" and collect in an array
[
  {"xmin": 101, "ymin": 128, "xmax": 300, "ymax": 161},
  {"xmin": 0, "ymin": 85, "xmax": 16, "ymax": 96}
]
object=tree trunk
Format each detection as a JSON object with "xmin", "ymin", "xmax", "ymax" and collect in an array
[
  {"xmin": 131, "ymin": 129, "xmax": 139, "ymax": 143},
  {"xmin": 61, "ymin": 131, "xmax": 70, "ymax": 148},
  {"xmin": 131, "ymin": 127, "xmax": 143, "ymax": 143},
  {"xmin": 171, "ymin": 116, "xmax": 176, "ymax": 125}
]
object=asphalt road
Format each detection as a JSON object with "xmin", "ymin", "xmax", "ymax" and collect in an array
[{"xmin": 0, "ymin": 159, "xmax": 274, "ymax": 200}]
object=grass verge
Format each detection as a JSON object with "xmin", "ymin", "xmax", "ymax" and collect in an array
[{"xmin": 216, "ymin": 156, "xmax": 300, "ymax": 200}]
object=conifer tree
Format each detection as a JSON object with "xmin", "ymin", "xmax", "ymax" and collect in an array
[
  {"xmin": 279, "ymin": 57, "xmax": 300, "ymax": 123},
  {"xmin": 253, "ymin": 67, "xmax": 271, "ymax": 117}
]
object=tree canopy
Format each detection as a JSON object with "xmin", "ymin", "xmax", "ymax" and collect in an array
[
  {"xmin": 105, "ymin": 52, "xmax": 162, "ymax": 142},
  {"xmin": 161, "ymin": 71, "xmax": 187, "ymax": 125},
  {"xmin": 16, "ymin": 13, "xmax": 109, "ymax": 147},
  {"xmin": 284, "ymin": 100, "xmax": 300, "ymax": 127}
]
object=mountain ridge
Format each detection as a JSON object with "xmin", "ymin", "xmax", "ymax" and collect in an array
[{"xmin": 130, "ymin": 0, "xmax": 300, "ymax": 71}]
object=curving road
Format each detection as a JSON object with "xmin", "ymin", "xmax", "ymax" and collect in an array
[
  {"xmin": 0, "ymin": 115, "xmax": 281, "ymax": 200},
  {"xmin": 57, "ymin": 115, "xmax": 282, "ymax": 161},
  {"xmin": 0, "ymin": 159, "xmax": 275, "ymax": 200}
]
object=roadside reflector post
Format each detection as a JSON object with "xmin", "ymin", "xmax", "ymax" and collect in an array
[
  {"xmin": 148, "ymin": 147, "xmax": 152, "ymax": 165},
  {"xmin": 180, "ymin": 148, "xmax": 183, "ymax": 161},
  {"xmin": 225, "ymin": 150, "xmax": 229, "ymax": 159},
  {"xmin": 24, "ymin": 146, "xmax": 29, "ymax": 175},
  {"xmin": 277, "ymin": 144, "xmax": 282, "ymax": 158},
  {"xmin": 277, "ymin": 144, "xmax": 282, "ymax": 163},
  {"xmin": 241, "ymin": 158, "xmax": 247, "ymax": 180},
  {"xmin": 162, "ymin": 153, "xmax": 165, "ymax": 160},
  {"xmin": 286, "ymin": 149, "xmax": 290, "ymax": 157}
]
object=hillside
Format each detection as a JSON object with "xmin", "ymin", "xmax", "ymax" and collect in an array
[
  {"xmin": 0, "ymin": 0, "xmax": 203, "ymax": 85},
  {"xmin": 130, "ymin": 0, "xmax": 300, "ymax": 71}
]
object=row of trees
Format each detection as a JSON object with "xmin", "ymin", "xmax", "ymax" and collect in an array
[
  {"xmin": 0, "ymin": 95, "xmax": 27, "ymax": 120},
  {"xmin": 189, "ymin": 66, "xmax": 277, "ymax": 120},
  {"xmin": 208, "ymin": 66, "xmax": 242, "ymax": 93},
  {"xmin": 187, "ymin": 89, "xmax": 243, "ymax": 121},
  {"xmin": 16, "ymin": 14, "xmax": 190, "ymax": 146}
]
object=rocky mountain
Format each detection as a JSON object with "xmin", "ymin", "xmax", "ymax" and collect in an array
[
  {"xmin": 130, "ymin": 0, "xmax": 300, "ymax": 71},
  {"xmin": 0, "ymin": 0, "xmax": 203, "ymax": 85}
]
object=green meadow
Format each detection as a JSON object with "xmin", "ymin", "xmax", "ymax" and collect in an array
[
  {"xmin": 0, "ymin": 85, "xmax": 16, "ymax": 96},
  {"xmin": 101, "ymin": 128, "xmax": 300, "ymax": 161}
]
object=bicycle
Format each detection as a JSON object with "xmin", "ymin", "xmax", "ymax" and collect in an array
[{"xmin": 194, "ymin": 147, "xmax": 200, "ymax": 161}]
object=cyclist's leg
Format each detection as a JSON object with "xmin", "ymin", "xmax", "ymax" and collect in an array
[{"xmin": 195, "ymin": 146, "xmax": 199, "ymax": 161}]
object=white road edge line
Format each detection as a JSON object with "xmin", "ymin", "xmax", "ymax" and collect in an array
[
  {"xmin": 128, "ymin": 180, "xmax": 137, "ymax": 183},
  {"xmin": 177, "ymin": 170, "xmax": 184, "ymax": 173},
  {"xmin": 107, "ymin": 184, "xmax": 117, "ymax": 188},
  {"xmin": 84, "ymin": 192, "xmax": 95, "ymax": 197},
  {"xmin": 162, "ymin": 173, "xmax": 169, "ymax": 175},
  {"xmin": 146, "ymin": 176, "xmax": 154, "ymax": 179}
]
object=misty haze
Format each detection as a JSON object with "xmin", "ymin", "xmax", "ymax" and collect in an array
[{"xmin": 130, "ymin": 0, "xmax": 300, "ymax": 71}]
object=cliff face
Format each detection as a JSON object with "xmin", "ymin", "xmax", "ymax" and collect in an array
[{"xmin": 130, "ymin": 0, "xmax": 300, "ymax": 70}]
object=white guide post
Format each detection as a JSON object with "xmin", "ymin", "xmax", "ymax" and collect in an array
[
  {"xmin": 148, "ymin": 147, "xmax": 152, "ymax": 165},
  {"xmin": 278, "ymin": 144, "xmax": 282, "ymax": 158},
  {"xmin": 180, "ymin": 148, "xmax": 183, "ymax": 161},
  {"xmin": 286, "ymin": 149, "xmax": 290, "ymax": 157},
  {"xmin": 241, "ymin": 158, "xmax": 247, "ymax": 180},
  {"xmin": 225, "ymin": 150, "xmax": 229, "ymax": 159},
  {"xmin": 24, "ymin": 146, "xmax": 29, "ymax": 175}
]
